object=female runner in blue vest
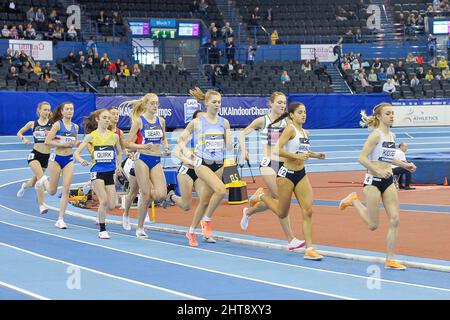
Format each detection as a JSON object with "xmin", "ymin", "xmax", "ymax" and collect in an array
[
  {"xmin": 177, "ymin": 88, "xmax": 233, "ymax": 246},
  {"xmin": 271, "ymin": 102, "xmax": 326, "ymax": 260},
  {"xmin": 124, "ymin": 93, "xmax": 170, "ymax": 239},
  {"xmin": 339, "ymin": 103, "xmax": 416, "ymax": 270},
  {"xmin": 16, "ymin": 101, "xmax": 52, "ymax": 215},
  {"xmin": 74, "ymin": 109, "xmax": 123, "ymax": 239},
  {"xmin": 36, "ymin": 102, "xmax": 79, "ymax": 229}
]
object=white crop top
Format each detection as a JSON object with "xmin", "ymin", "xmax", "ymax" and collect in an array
[
  {"xmin": 284, "ymin": 124, "xmax": 310, "ymax": 155},
  {"xmin": 368, "ymin": 129, "xmax": 396, "ymax": 163}
]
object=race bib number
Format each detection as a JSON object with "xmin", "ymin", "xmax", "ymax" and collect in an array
[
  {"xmin": 178, "ymin": 165, "xmax": 189, "ymax": 174},
  {"xmin": 364, "ymin": 173, "xmax": 374, "ymax": 185},
  {"xmin": 27, "ymin": 152, "xmax": 35, "ymax": 160},
  {"xmin": 33, "ymin": 130, "xmax": 46, "ymax": 141},
  {"xmin": 277, "ymin": 166, "xmax": 288, "ymax": 178},
  {"xmin": 378, "ymin": 141, "xmax": 396, "ymax": 163},
  {"xmin": 205, "ymin": 137, "xmax": 224, "ymax": 152},
  {"xmin": 144, "ymin": 129, "xmax": 163, "ymax": 140},
  {"xmin": 93, "ymin": 146, "xmax": 114, "ymax": 162},
  {"xmin": 260, "ymin": 157, "xmax": 271, "ymax": 167},
  {"xmin": 90, "ymin": 172, "xmax": 97, "ymax": 180},
  {"xmin": 194, "ymin": 156, "xmax": 203, "ymax": 168},
  {"xmin": 50, "ymin": 153, "xmax": 56, "ymax": 161}
]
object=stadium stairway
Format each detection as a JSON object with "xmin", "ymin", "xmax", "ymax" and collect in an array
[
  {"xmin": 215, "ymin": 0, "xmax": 250, "ymax": 48},
  {"xmin": 326, "ymin": 63, "xmax": 352, "ymax": 94}
]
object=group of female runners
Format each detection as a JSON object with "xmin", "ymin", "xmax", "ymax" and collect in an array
[{"xmin": 16, "ymin": 90, "xmax": 416, "ymax": 270}]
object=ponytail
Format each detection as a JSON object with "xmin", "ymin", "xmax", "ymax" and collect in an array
[
  {"xmin": 51, "ymin": 101, "xmax": 73, "ymax": 123},
  {"xmin": 118, "ymin": 93, "xmax": 158, "ymax": 121},
  {"xmin": 268, "ymin": 112, "xmax": 289, "ymax": 128},
  {"xmin": 189, "ymin": 87, "xmax": 220, "ymax": 103},
  {"xmin": 269, "ymin": 101, "xmax": 304, "ymax": 128},
  {"xmin": 360, "ymin": 102, "xmax": 391, "ymax": 128},
  {"xmin": 83, "ymin": 110, "xmax": 102, "ymax": 134}
]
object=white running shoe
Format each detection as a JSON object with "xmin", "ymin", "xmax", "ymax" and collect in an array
[
  {"xmin": 55, "ymin": 220, "xmax": 67, "ymax": 229},
  {"xmin": 288, "ymin": 238, "xmax": 306, "ymax": 250},
  {"xmin": 35, "ymin": 175, "xmax": 48, "ymax": 189},
  {"xmin": 98, "ymin": 231, "xmax": 110, "ymax": 239},
  {"xmin": 136, "ymin": 228, "xmax": 149, "ymax": 239},
  {"xmin": 39, "ymin": 204, "xmax": 48, "ymax": 215},
  {"xmin": 202, "ymin": 236, "xmax": 217, "ymax": 243},
  {"xmin": 122, "ymin": 214, "xmax": 131, "ymax": 231},
  {"xmin": 16, "ymin": 183, "xmax": 26, "ymax": 198},
  {"xmin": 240, "ymin": 207, "xmax": 250, "ymax": 231}
]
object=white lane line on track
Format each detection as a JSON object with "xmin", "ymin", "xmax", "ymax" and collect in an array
[
  {"xmin": 1, "ymin": 203, "xmax": 450, "ymax": 295},
  {"xmin": 0, "ymin": 206, "xmax": 355, "ymax": 300},
  {"xmin": 0, "ymin": 242, "xmax": 203, "ymax": 300},
  {"xmin": 0, "ymin": 280, "xmax": 49, "ymax": 300}
]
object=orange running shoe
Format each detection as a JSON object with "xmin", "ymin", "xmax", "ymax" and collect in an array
[
  {"xmin": 200, "ymin": 220, "xmax": 213, "ymax": 238},
  {"xmin": 304, "ymin": 247, "xmax": 323, "ymax": 261},
  {"xmin": 249, "ymin": 187, "xmax": 264, "ymax": 207},
  {"xmin": 339, "ymin": 192, "xmax": 358, "ymax": 210},
  {"xmin": 385, "ymin": 260, "xmax": 407, "ymax": 270},
  {"xmin": 186, "ymin": 232, "xmax": 198, "ymax": 247}
]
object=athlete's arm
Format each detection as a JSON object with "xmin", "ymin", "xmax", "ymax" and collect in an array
[
  {"xmin": 160, "ymin": 117, "xmax": 171, "ymax": 156},
  {"xmin": 176, "ymin": 120, "xmax": 195, "ymax": 158},
  {"xmin": 273, "ymin": 126, "xmax": 309, "ymax": 161},
  {"xmin": 359, "ymin": 131, "xmax": 391, "ymax": 178},
  {"xmin": 114, "ymin": 134, "xmax": 123, "ymax": 174},
  {"xmin": 16, "ymin": 121, "xmax": 34, "ymax": 144},
  {"xmin": 238, "ymin": 117, "xmax": 264, "ymax": 161},
  {"xmin": 74, "ymin": 133, "xmax": 93, "ymax": 166},
  {"xmin": 74, "ymin": 124, "xmax": 81, "ymax": 147},
  {"xmin": 125, "ymin": 118, "xmax": 146, "ymax": 150},
  {"xmin": 224, "ymin": 119, "xmax": 234, "ymax": 156},
  {"xmin": 118, "ymin": 129, "xmax": 130, "ymax": 156}
]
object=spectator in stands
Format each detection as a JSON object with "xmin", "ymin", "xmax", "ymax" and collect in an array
[
  {"xmin": 221, "ymin": 22, "xmax": 233, "ymax": 42},
  {"xmin": 6, "ymin": 66, "xmax": 19, "ymax": 81},
  {"xmin": 48, "ymin": 9, "xmax": 61, "ymax": 26},
  {"xmin": 271, "ymin": 30, "xmax": 279, "ymax": 45},
  {"xmin": 199, "ymin": 0, "xmax": 209, "ymax": 19},
  {"xmin": 406, "ymin": 52, "xmax": 415, "ymax": 63},
  {"xmin": 399, "ymin": 74, "xmax": 408, "ymax": 86},
  {"xmin": 341, "ymin": 58, "xmax": 351, "ymax": 71},
  {"xmin": 410, "ymin": 75, "xmax": 420, "ymax": 88},
  {"xmin": 33, "ymin": 61, "xmax": 42, "ymax": 75},
  {"xmin": 359, "ymin": 69, "xmax": 370, "ymax": 88},
  {"xmin": 17, "ymin": 24, "xmax": 24, "ymax": 39},
  {"xmin": 377, "ymin": 67, "xmax": 387, "ymax": 81},
  {"xmin": 246, "ymin": 44, "xmax": 256, "ymax": 65},
  {"xmin": 416, "ymin": 53, "xmax": 424, "ymax": 64},
  {"xmin": 75, "ymin": 51, "xmax": 84, "ymax": 63},
  {"xmin": 35, "ymin": 8, "xmax": 46, "ymax": 31},
  {"xmin": 208, "ymin": 40, "xmax": 221, "ymax": 64},
  {"xmin": 443, "ymin": 66, "xmax": 450, "ymax": 79},
  {"xmin": 383, "ymin": 78, "xmax": 396, "ymax": 94},
  {"xmin": 107, "ymin": 61, "xmax": 117, "ymax": 74},
  {"xmin": 64, "ymin": 52, "xmax": 76, "ymax": 65},
  {"xmin": 353, "ymin": 69, "xmax": 360, "ymax": 82},
  {"xmin": 355, "ymin": 28, "xmax": 363, "ymax": 44},
  {"xmin": 4, "ymin": 48, "xmax": 13, "ymax": 63},
  {"xmin": 114, "ymin": 58, "xmax": 122, "ymax": 72},
  {"xmin": 111, "ymin": 11, "xmax": 123, "ymax": 25},
  {"xmin": 97, "ymin": 10, "xmax": 109, "ymax": 26},
  {"xmin": 132, "ymin": 64, "xmax": 141, "ymax": 78},
  {"xmin": 86, "ymin": 37, "xmax": 98, "ymax": 56},
  {"xmin": 351, "ymin": 59, "xmax": 361, "ymax": 70},
  {"xmin": 425, "ymin": 70, "xmax": 434, "ymax": 81},
  {"xmin": 438, "ymin": 56, "xmax": 448, "ymax": 69},
  {"xmin": 386, "ymin": 63, "xmax": 396, "ymax": 77},
  {"xmin": 67, "ymin": 24, "xmax": 77, "ymax": 41},
  {"xmin": 392, "ymin": 75, "xmax": 400, "ymax": 86},
  {"xmin": 235, "ymin": 65, "xmax": 246, "ymax": 81},
  {"xmin": 301, "ymin": 60, "xmax": 312, "ymax": 73},
  {"xmin": 416, "ymin": 67, "xmax": 425, "ymax": 80},
  {"xmin": 368, "ymin": 68, "xmax": 378, "ymax": 83},
  {"xmin": 52, "ymin": 26, "xmax": 63, "ymax": 42},
  {"xmin": 396, "ymin": 61, "xmax": 405, "ymax": 74},
  {"xmin": 109, "ymin": 76, "xmax": 118, "ymax": 89},
  {"xmin": 99, "ymin": 74, "xmax": 110, "ymax": 87},
  {"xmin": 433, "ymin": 0, "xmax": 441, "ymax": 11},
  {"xmin": 344, "ymin": 29, "xmax": 354, "ymax": 43},
  {"xmin": 74, "ymin": 55, "xmax": 86, "ymax": 74},
  {"xmin": 9, "ymin": 25, "xmax": 19, "ymax": 39},
  {"xmin": 280, "ymin": 70, "xmax": 291, "ymax": 85},
  {"xmin": 222, "ymin": 59, "xmax": 234, "ymax": 77},
  {"xmin": 5, "ymin": 1, "xmax": 17, "ymax": 13},
  {"xmin": 250, "ymin": 7, "xmax": 262, "ymax": 26},
  {"xmin": 176, "ymin": 56, "xmax": 187, "ymax": 75},
  {"xmin": 100, "ymin": 53, "xmax": 109, "ymax": 69},
  {"xmin": 225, "ymin": 37, "xmax": 236, "ymax": 62},
  {"xmin": 210, "ymin": 24, "xmax": 218, "ymax": 41},
  {"xmin": 86, "ymin": 57, "xmax": 94, "ymax": 69},
  {"xmin": 24, "ymin": 23, "xmax": 36, "ymax": 40},
  {"xmin": 335, "ymin": 6, "xmax": 347, "ymax": 21},
  {"xmin": 190, "ymin": 0, "xmax": 199, "ymax": 17},
  {"xmin": 117, "ymin": 62, "xmax": 130, "ymax": 77},
  {"xmin": 26, "ymin": 6, "xmax": 34, "ymax": 22},
  {"xmin": 427, "ymin": 34, "xmax": 437, "ymax": 58},
  {"xmin": 372, "ymin": 58, "xmax": 382, "ymax": 71},
  {"xmin": 1, "ymin": 25, "xmax": 10, "ymax": 38},
  {"xmin": 233, "ymin": 59, "xmax": 243, "ymax": 71},
  {"xmin": 93, "ymin": 52, "xmax": 101, "ymax": 68},
  {"xmin": 44, "ymin": 23, "xmax": 55, "ymax": 41},
  {"xmin": 22, "ymin": 60, "xmax": 33, "ymax": 74},
  {"xmin": 266, "ymin": 7, "xmax": 273, "ymax": 21},
  {"xmin": 40, "ymin": 68, "xmax": 57, "ymax": 84}
]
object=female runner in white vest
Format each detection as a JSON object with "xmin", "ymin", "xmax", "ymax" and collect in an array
[{"xmin": 339, "ymin": 103, "xmax": 416, "ymax": 270}]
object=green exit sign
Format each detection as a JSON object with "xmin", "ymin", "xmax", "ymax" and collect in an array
[{"xmin": 151, "ymin": 28, "xmax": 177, "ymax": 39}]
